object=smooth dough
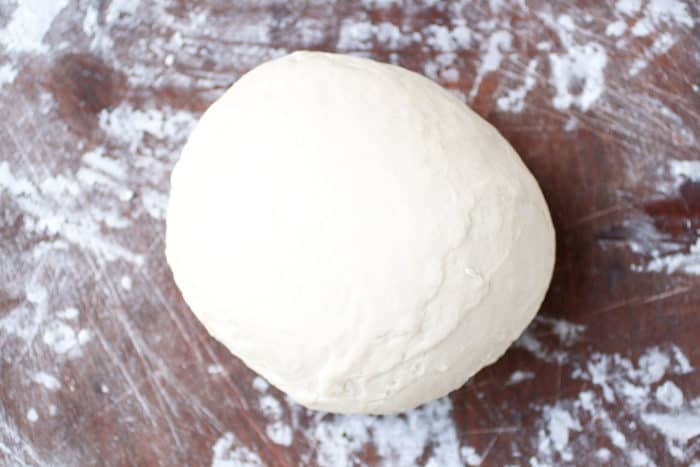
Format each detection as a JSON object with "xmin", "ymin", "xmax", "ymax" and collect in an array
[{"xmin": 166, "ymin": 51, "xmax": 555, "ymax": 414}]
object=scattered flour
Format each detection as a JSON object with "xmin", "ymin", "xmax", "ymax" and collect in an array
[
  {"xmin": 1, "ymin": 1, "xmax": 698, "ymax": 465},
  {"xmin": 105, "ymin": 0, "xmax": 140, "ymax": 24},
  {"xmin": 656, "ymin": 381, "xmax": 684, "ymax": 408},
  {"xmin": 536, "ymin": 316, "xmax": 587, "ymax": 346},
  {"xmin": 211, "ymin": 432, "xmax": 263, "ymax": 467},
  {"xmin": 56, "ymin": 307, "xmax": 79, "ymax": 320},
  {"xmin": 469, "ymin": 30, "xmax": 512, "ymax": 99},
  {"xmin": 506, "ymin": 370, "xmax": 535, "ymax": 386},
  {"xmin": 26, "ymin": 408, "xmax": 38, "ymax": 423},
  {"xmin": 207, "ymin": 364, "xmax": 224, "ymax": 375},
  {"xmin": 252, "ymin": 377, "xmax": 269, "ymax": 392},
  {"xmin": 32, "ymin": 372, "xmax": 61, "ymax": 391},
  {"xmin": 460, "ymin": 446, "xmax": 483, "ymax": 466},
  {"xmin": 529, "ymin": 344, "xmax": 698, "ymax": 465},
  {"xmin": 98, "ymin": 103, "xmax": 197, "ymax": 152},
  {"xmin": 0, "ymin": 0, "xmax": 69, "ymax": 53},
  {"xmin": 630, "ymin": 0, "xmax": 694, "ymax": 38},
  {"xmin": 549, "ymin": 43, "xmax": 607, "ymax": 111},
  {"xmin": 605, "ymin": 20, "xmax": 627, "ymax": 37},
  {"xmin": 513, "ymin": 317, "xmax": 585, "ymax": 364},
  {"xmin": 42, "ymin": 321, "xmax": 91, "ymax": 357},
  {"xmin": 266, "ymin": 421, "xmax": 293, "ymax": 447},
  {"xmin": 625, "ymin": 159, "xmax": 700, "ymax": 275},
  {"xmin": 120, "ymin": 276, "xmax": 132, "ymax": 290},
  {"xmin": 0, "ymin": 63, "xmax": 18, "ymax": 87},
  {"xmin": 616, "ymin": 0, "xmax": 642, "ymax": 16},
  {"xmin": 642, "ymin": 410, "xmax": 700, "ymax": 458},
  {"xmin": 496, "ymin": 58, "xmax": 538, "ymax": 113},
  {"xmin": 259, "ymin": 395, "xmax": 293, "ymax": 446},
  {"xmin": 310, "ymin": 397, "xmax": 463, "ymax": 466},
  {"xmin": 0, "ymin": 160, "xmax": 144, "ymax": 265},
  {"xmin": 646, "ymin": 238, "xmax": 700, "ymax": 275}
]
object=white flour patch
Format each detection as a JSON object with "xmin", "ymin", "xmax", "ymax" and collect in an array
[
  {"xmin": 606, "ymin": 20, "xmax": 627, "ymax": 37},
  {"xmin": 211, "ymin": 432, "xmax": 263, "ymax": 467},
  {"xmin": 535, "ymin": 316, "xmax": 586, "ymax": 346},
  {"xmin": 0, "ymin": 160, "xmax": 144, "ymax": 265},
  {"xmin": 629, "ymin": 31, "xmax": 679, "ymax": 76},
  {"xmin": 32, "ymin": 371, "xmax": 61, "ymax": 391},
  {"xmin": 424, "ymin": 24, "xmax": 472, "ymax": 53},
  {"xmin": 0, "ymin": 63, "xmax": 18, "ymax": 87},
  {"xmin": 506, "ymin": 370, "xmax": 535, "ymax": 386},
  {"xmin": 528, "ymin": 344, "xmax": 698, "ymax": 465},
  {"xmin": 535, "ymin": 405, "xmax": 582, "ymax": 462},
  {"xmin": 26, "ymin": 408, "xmax": 38, "ymax": 423},
  {"xmin": 42, "ymin": 321, "xmax": 91, "ymax": 357},
  {"xmin": 656, "ymin": 381, "xmax": 684, "ymax": 408},
  {"xmin": 469, "ymin": 30, "xmax": 512, "ymax": 99},
  {"xmin": 629, "ymin": 58, "xmax": 648, "ymax": 76},
  {"xmin": 310, "ymin": 397, "xmax": 464, "ymax": 467},
  {"xmin": 0, "ymin": 0, "xmax": 69, "ymax": 53},
  {"xmin": 513, "ymin": 331, "xmax": 568, "ymax": 364},
  {"xmin": 596, "ymin": 447, "xmax": 611, "ymax": 461},
  {"xmin": 337, "ymin": 19, "xmax": 415, "ymax": 51},
  {"xmin": 513, "ymin": 316, "xmax": 584, "ymax": 364},
  {"xmin": 625, "ymin": 159, "xmax": 700, "ymax": 275},
  {"xmin": 460, "ymin": 446, "xmax": 483, "ymax": 466},
  {"xmin": 120, "ymin": 276, "xmax": 132, "ymax": 290},
  {"xmin": 141, "ymin": 189, "xmax": 169, "ymax": 220},
  {"xmin": 98, "ymin": 103, "xmax": 197, "ymax": 152},
  {"xmin": 537, "ymin": 13, "xmax": 608, "ymax": 111},
  {"xmin": 105, "ymin": 0, "xmax": 140, "ymax": 24},
  {"xmin": 207, "ymin": 364, "xmax": 224, "ymax": 375},
  {"xmin": 497, "ymin": 58, "xmax": 538, "ymax": 113},
  {"xmin": 252, "ymin": 376, "xmax": 269, "ymax": 392},
  {"xmin": 642, "ymin": 409, "xmax": 700, "ymax": 457},
  {"xmin": 259, "ymin": 394, "xmax": 293, "ymax": 446},
  {"xmin": 646, "ymin": 238, "xmax": 700, "ymax": 275},
  {"xmin": 630, "ymin": 0, "xmax": 694, "ymax": 38},
  {"xmin": 0, "ymin": 286, "xmax": 46, "ymax": 344},
  {"xmin": 549, "ymin": 42, "xmax": 607, "ymax": 111},
  {"xmin": 616, "ymin": 0, "xmax": 642, "ymax": 16},
  {"xmin": 266, "ymin": 421, "xmax": 293, "ymax": 447},
  {"xmin": 56, "ymin": 307, "xmax": 79, "ymax": 320},
  {"xmin": 362, "ymin": 0, "xmax": 402, "ymax": 7},
  {"xmin": 82, "ymin": 4, "xmax": 98, "ymax": 36}
]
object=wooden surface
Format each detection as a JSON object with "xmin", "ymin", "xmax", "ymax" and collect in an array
[{"xmin": 1, "ymin": 1, "xmax": 699, "ymax": 466}]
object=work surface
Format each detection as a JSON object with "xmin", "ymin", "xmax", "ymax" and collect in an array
[{"xmin": 1, "ymin": 1, "xmax": 699, "ymax": 466}]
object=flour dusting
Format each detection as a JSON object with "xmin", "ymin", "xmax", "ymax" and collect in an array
[
  {"xmin": 211, "ymin": 433, "xmax": 263, "ymax": 467},
  {"xmin": 311, "ymin": 397, "xmax": 463, "ymax": 466},
  {"xmin": 624, "ymin": 159, "xmax": 700, "ymax": 275},
  {"xmin": 32, "ymin": 371, "xmax": 61, "ymax": 391},
  {"xmin": 1, "ymin": 0, "xmax": 697, "ymax": 465},
  {"xmin": 527, "ymin": 344, "xmax": 698, "ymax": 465},
  {"xmin": 0, "ymin": 0, "xmax": 69, "ymax": 53},
  {"xmin": 0, "ymin": 63, "xmax": 18, "ymax": 87},
  {"xmin": 506, "ymin": 370, "xmax": 535, "ymax": 386},
  {"xmin": 469, "ymin": 30, "xmax": 512, "ymax": 99},
  {"xmin": 207, "ymin": 364, "xmax": 224, "ymax": 375},
  {"xmin": 26, "ymin": 408, "xmax": 38, "ymax": 423}
]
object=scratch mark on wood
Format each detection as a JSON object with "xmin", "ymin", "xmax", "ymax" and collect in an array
[{"xmin": 589, "ymin": 285, "xmax": 692, "ymax": 316}]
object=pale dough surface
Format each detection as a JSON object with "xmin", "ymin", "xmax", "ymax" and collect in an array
[{"xmin": 166, "ymin": 51, "xmax": 555, "ymax": 414}]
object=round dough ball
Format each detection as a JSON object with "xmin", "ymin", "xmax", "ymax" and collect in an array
[{"xmin": 166, "ymin": 51, "xmax": 555, "ymax": 414}]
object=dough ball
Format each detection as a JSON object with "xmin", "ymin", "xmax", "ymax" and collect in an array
[{"xmin": 166, "ymin": 51, "xmax": 555, "ymax": 414}]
